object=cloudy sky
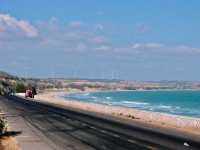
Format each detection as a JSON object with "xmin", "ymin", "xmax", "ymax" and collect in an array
[{"xmin": 0, "ymin": 0, "xmax": 200, "ymax": 80}]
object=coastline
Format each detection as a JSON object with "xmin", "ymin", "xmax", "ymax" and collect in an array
[{"xmin": 34, "ymin": 89, "xmax": 200, "ymax": 136}]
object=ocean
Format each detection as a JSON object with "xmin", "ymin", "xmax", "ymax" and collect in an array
[{"xmin": 61, "ymin": 90, "xmax": 200, "ymax": 118}]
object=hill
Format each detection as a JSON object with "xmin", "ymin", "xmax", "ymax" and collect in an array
[{"xmin": 0, "ymin": 71, "xmax": 17, "ymax": 80}]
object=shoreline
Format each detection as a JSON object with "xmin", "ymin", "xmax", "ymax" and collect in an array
[{"xmin": 33, "ymin": 89, "xmax": 200, "ymax": 136}]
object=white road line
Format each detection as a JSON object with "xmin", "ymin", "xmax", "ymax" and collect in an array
[{"xmin": 127, "ymin": 139, "xmax": 137, "ymax": 144}]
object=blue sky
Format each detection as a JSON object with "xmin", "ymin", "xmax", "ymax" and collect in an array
[{"xmin": 0, "ymin": 0, "xmax": 200, "ymax": 80}]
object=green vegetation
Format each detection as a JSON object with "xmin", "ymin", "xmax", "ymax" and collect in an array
[
  {"xmin": 0, "ymin": 71, "xmax": 59, "ymax": 95},
  {"xmin": 15, "ymin": 83, "xmax": 27, "ymax": 93},
  {"xmin": 65, "ymin": 83, "xmax": 85, "ymax": 91},
  {"xmin": 0, "ymin": 115, "xmax": 8, "ymax": 135},
  {"xmin": 124, "ymin": 87, "xmax": 137, "ymax": 90},
  {"xmin": 0, "ymin": 81, "xmax": 10, "ymax": 95},
  {"xmin": 0, "ymin": 86, "xmax": 3, "ymax": 95}
]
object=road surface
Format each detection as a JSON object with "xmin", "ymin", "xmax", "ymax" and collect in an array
[{"xmin": 0, "ymin": 95, "xmax": 200, "ymax": 150}]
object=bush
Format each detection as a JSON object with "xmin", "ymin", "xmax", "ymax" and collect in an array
[
  {"xmin": 15, "ymin": 83, "xmax": 26, "ymax": 93},
  {"xmin": 0, "ymin": 117, "xmax": 8, "ymax": 134},
  {"xmin": 0, "ymin": 81, "xmax": 9, "ymax": 87}
]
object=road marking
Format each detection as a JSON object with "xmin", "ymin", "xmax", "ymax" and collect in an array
[
  {"xmin": 127, "ymin": 139, "xmax": 137, "ymax": 144},
  {"xmin": 147, "ymin": 146, "xmax": 159, "ymax": 150},
  {"xmin": 112, "ymin": 134, "xmax": 120, "ymax": 138},
  {"xmin": 18, "ymin": 135, "xmax": 31, "ymax": 138},
  {"xmin": 90, "ymin": 126, "xmax": 97, "ymax": 130},
  {"xmin": 100, "ymin": 130, "xmax": 107, "ymax": 133},
  {"xmin": 184, "ymin": 142, "xmax": 190, "ymax": 147}
]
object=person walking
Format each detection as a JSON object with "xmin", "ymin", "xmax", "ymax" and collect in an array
[{"xmin": 31, "ymin": 87, "xmax": 37, "ymax": 98}]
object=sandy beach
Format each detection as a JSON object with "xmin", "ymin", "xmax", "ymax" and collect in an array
[{"xmin": 32, "ymin": 89, "xmax": 200, "ymax": 136}]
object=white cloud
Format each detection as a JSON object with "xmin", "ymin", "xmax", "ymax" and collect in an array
[
  {"xmin": 91, "ymin": 36, "xmax": 107, "ymax": 44},
  {"xmin": 95, "ymin": 45, "xmax": 111, "ymax": 51},
  {"xmin": 95, "ymin": 24, "xmax": 104, "ymax": 31},
  {"xmin": 1, "ymin": 14, "xmax": 200, "ymax": 57},
  {"xmin": 132, "ymin": 42, "xmax": 163, "ymax": 49},
  {"xmin": 76, "ymin": 43, "xmax": 88, "ymax": 51},
  {"xmin": 49, "ymin": 16, "xmax": 58, "ymax": 24},
  {"xmin": 132, "ymin": 43, "xmax": 141, "ymax": 49},
  {"xmin": 135, "ymin": 23, "xmax": 149, "ymax": 33},
  {"xmin": 130, "ymin": 42, "xmax": 200, "ymax": 56},
  {"xmin": 0, "ymin": 14, "xmax": 38, "ymax": 37},
  {"xmin": 68, "ymin": 21, "xmax": 82, "ymax": 28},
  {"xmin": 174, "ymin": 45, "xmax": 200, "ymax": 53}
]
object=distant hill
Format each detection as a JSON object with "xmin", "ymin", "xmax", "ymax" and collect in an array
[
  {"xmin": 0, "ymin": 70, "xmax": 200, "ymax": 92},
  {"xmin": 0, "ymin": 71, "xmax": 60, "ymax": 94},
  {"xmin": 0, "ymin": 71, "xmax": 17, "ymax": 80}
]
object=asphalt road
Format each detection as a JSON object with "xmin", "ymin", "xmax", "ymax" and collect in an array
[{"xmin": 0, "ymin": 95, "xmax": 200, "ymax": 150}]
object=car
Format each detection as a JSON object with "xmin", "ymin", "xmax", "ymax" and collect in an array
[{"xmin": 25, "ymin": 90, "xmax": 33, "ymax": 98}]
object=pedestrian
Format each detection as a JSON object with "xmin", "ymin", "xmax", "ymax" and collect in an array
[{"xmin": 32, "ymin": 87, "xmax": 37, "ymax": 98}]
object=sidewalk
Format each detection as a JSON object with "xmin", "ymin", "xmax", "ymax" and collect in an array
[{"xmin": 0, "ymin": 96, "xmax": 57, "ymax": 150}]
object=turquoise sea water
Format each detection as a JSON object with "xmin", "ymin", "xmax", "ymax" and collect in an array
[{"xmin": 61, "ymin": 90, "xmax": 200, "ymax": 117}]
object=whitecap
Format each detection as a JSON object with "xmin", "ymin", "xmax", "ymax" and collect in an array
[
  {"xmin": 122, "ymin": 101, "xmax": 149, "ymax": 105},
  {"xmin": 157, "ymin": 105, "xmax": 172, "ymax": 109},
  {"xmin": 82, "ymin": 93, "xmax": 90, "ymax": 96},
  {"xmin": 106, "ymin": 96, "xmax": 112, "ymax": 100}
]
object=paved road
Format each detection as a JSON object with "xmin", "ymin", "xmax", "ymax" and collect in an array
[{"xmin": 0, "ymin": 96, "xmax": 200, "ymax": 150}]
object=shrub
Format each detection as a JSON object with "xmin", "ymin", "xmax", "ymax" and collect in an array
[
  {"xmin": 0, "ymin": 117, "xmax": 8, "ymax": 135},
  {"xmin": 15, "ymin": 83, "xmax": 27, "ymax": 93}
]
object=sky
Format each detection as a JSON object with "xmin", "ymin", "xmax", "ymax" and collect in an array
[{"xmin": 0, "ymin": 0, "xmax": 200, "ymax": 80}]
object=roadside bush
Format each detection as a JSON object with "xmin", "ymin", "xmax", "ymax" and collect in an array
[
  {"xmin": 0, "ymin": 84, "xmax": 2, "ymax": 95},
  {"xmin": 65, "ymin": 84, "xmax": 85, "ymax": 91},
  {"xmin": 0, "ymin": 81, "xmax": 9, "ymax": 87},
  {"xmin": 15, "ymin": 83, "xmax": 26, "ymax": 93},
  {"xmin": 0, "ymin": 117, "xmax": 8, "ymax": 135}
]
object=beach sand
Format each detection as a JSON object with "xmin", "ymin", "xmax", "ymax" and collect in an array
[{"xmin": 32, "ymin": 89, "xmax": 200, "ymax": 136}]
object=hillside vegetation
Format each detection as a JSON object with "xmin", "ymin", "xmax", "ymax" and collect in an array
[{"xmin": 0, "ymin": 71, "xmax": 58, "ymax": 95}]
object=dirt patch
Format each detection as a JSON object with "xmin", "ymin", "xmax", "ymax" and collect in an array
[{"xmin": 0, "ymin": 136, "xmax": 20, "ymax": 150}]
